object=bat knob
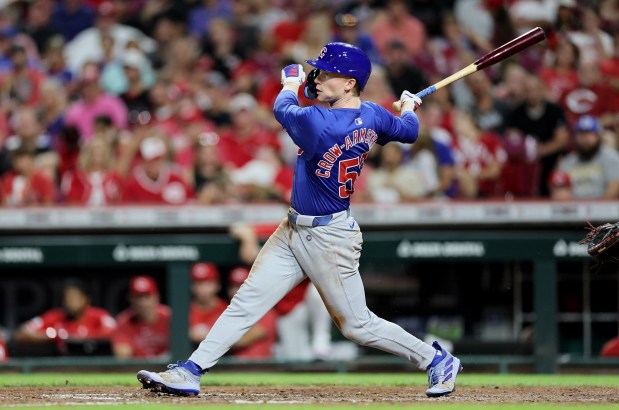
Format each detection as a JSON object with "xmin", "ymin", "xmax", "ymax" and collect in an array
[{"xmin": 392, "ymin": 101, "xmax": 402, "ymax": 113}]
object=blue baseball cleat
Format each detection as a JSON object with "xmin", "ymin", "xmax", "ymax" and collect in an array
[
  {"xmin": 137, "ymin": 360, "xmax": 203, "ymax": 396},
  {"xmin": 426, "ymin": 341, "xmax": 462, "ymax": 397}
]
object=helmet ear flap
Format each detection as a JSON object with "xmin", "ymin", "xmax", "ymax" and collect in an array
[{"xmin": 304, "ymin": 69, "xmax": 320, "ymax": 100}]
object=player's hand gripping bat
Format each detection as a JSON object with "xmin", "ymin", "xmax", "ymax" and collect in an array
[{"xmin": 392, "ymin": 27, "xmax": 546, "ymax": 112}]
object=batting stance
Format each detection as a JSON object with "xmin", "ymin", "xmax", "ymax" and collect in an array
[{"xmin": 137, "ymin": 42, "xmax": 462, "ymax": 397}]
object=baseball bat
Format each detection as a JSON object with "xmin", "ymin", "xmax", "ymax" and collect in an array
[{"xmin": 392, "ymin": 26, "xmax": 546, "ymax": 112}]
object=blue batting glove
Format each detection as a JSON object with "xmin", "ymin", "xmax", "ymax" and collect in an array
[{"xmin": 281, "ymin": 64, "xmax": 306, "ymax": 86}]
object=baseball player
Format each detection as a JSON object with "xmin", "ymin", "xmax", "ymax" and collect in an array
[
  {"xmin": 112, "ymin": 275, "xmax": 171, "ymax": 359},
  {"xmin": 14, "ymin": 279, "xmax": 117, "ymax": 349},
  {"xmin": 137, "ymin": 42, "xmax": 462, "ymax": 397},
  {"xmin": 188, "ymin": 262, "xmax": 228, "ymax": 345}
]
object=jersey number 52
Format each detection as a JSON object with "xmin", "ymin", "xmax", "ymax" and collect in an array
[{"xmin": 338, "ymin": 153, "xmax": 368, "ymax": 198}]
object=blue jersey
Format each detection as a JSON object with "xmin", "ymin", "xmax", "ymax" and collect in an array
[{"xmin": 274, "ymin": 90, "xmax": 420, "ymax": 215}]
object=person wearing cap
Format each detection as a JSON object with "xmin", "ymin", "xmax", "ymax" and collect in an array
[
  {"xmin": 119, "ymin": 49, "xmax": 155, "ymax": 117},
  {"xmin": 100, "ymin": 47, "xmax": 155, "ymax": 99},
  {"xmin": 120, "ymin": 135, "xmax": 194, "ymax": 204},
  {"xmin": 189, "ymin": 262, "xmax": 228, "ymax": 346},
  {"xmin": 554, "ymin": 115, "xmax": 619, "ymax": 199},
  {"xmin": 548, "ymin": 170, "xmax": 572, "ymax": 200},
  {"xmin": 225, "ymin": 267, "xmax": 277, "ymax": 360},
  {"xmin": 14, "ymin": 279, "xmax": 116, "ymax": 349},
  {"xmin": 112, "ymin": 275, "xmax": 171, "ymax": 359},
  {"xmin": 508, "ymin": 0, "xmax": 560, "ymax": 36}
]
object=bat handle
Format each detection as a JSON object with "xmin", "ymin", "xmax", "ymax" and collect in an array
[
  {"xmin": 416, "ymin": 85, "xmax": 437, "ymax": 99},
  {"xmin": 392, "ymin": 85, "xmax": 436, "ymax": 112}
]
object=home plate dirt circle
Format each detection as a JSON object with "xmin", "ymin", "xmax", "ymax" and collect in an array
[{"xmin": 2, "ymin": 385, "xmax": 619, "ymax": 406}]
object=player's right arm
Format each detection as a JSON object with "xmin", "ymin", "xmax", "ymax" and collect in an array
[{"xmin": 273, "ymin": 64, "xmax": 323, "ymax": 156}]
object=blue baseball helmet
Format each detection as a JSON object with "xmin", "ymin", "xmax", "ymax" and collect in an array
[{"xmin": 306, "ymin": 42, "xmax": 372, "ymax": 91}]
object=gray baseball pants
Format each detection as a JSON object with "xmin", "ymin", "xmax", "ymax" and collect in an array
[{"xmin": 189, "ymin": 208, "xmax": 435, "ymax": 370}]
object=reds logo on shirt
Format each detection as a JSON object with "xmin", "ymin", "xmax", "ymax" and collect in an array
[
  {"xmin": 565, "ymin": 88, "xmax": 597, "ymax": 114},
  {"xmin": 162, "ymin": 182, "xmax": 188, "ymax": 204}
]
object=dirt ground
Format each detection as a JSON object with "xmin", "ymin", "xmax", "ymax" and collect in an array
[{"xmin": 2, "ymin": 385, "xmax": 619, "ymax": 406}]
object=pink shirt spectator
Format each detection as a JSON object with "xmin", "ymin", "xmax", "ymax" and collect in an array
[{"xmin": 65, "ymin": 94, "xmax": 128, "ymax": 141}]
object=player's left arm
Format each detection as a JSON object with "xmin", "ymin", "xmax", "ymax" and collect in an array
[{"xmin": 373, "ymin": 101, "xmax": 421, "ymax": 145}]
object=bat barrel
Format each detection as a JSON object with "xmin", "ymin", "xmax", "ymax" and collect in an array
[{"xmin": 474, "ymin": 27, "xmax": 546, "ymax": 70}]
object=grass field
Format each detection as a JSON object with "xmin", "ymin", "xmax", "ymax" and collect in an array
[{"xmin": 1, "ymin": 372, "xmax": 618, "ymax": 409}]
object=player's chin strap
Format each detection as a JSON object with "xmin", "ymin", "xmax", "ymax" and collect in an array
[{"xmin": 304, "ymin": 69, "xmax": 320, "ymax": 100}]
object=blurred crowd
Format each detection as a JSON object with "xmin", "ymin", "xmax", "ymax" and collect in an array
[{"xmin": 0, "ymin": 0, "xmax": 618, "ymax": 207}]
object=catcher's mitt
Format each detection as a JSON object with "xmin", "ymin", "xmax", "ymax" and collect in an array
[{"xmin": 579, "ymin": 222, "xmax": 619, "ymax": 266}]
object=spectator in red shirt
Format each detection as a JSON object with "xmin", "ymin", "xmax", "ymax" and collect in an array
[
  {"xmin": 121, "ymin": 135, "xmax": 194, "ymax": 204},
  {"xmin": 14, "ymin": 279, "xmax": 117, "ymax": 351},
  {"xmin": 268, "ymin": 1, "xmax": 309, "ymax": 54},
  {"xmin": 599, "ymin": 31, "xmax": 619, "ymax": 118},
  {"xmin": 61, "ymin": 136, "xmax": 124, "ymax": 205},
  {"xmin": 560, "ymin": 60, "xmax": 618, "ymax": 129},
  {"xmin": 450, "ymin": 110, "xmax": 507, "ymax": 198},
  {"xmin": 217, "ymin": 93, "xmax": 281, "ymax": 168},
  {"xmin": 226, "ymin": 266, "xmax": 277, "ymax": 360},
  {"xmin": 1, "ymin": 145, "xmax": 55, "ymax": 206},
  {"xmin": 230, "ymin": 142, "xmax": 293, "ymax": 204},
  {"xmin": 112, "ymin": 275, "xmax": 171, "ymax": 359},
  {"xmin": 189, "ymin": 262, "xmax": 228, "ymax": 346},
  {"xmin": 538, "ymin": 38, "xmax": 580, "ymax": 103}
]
